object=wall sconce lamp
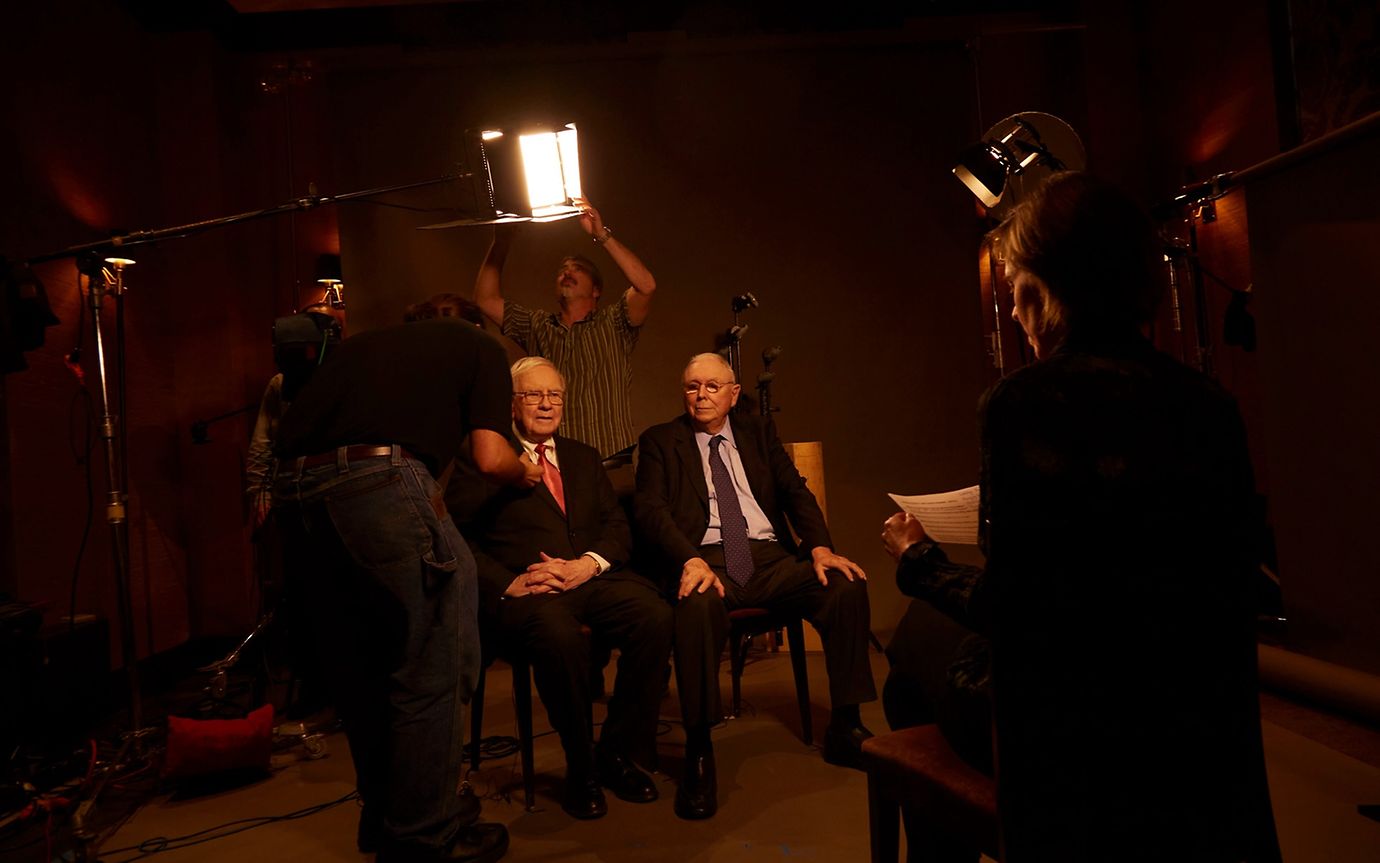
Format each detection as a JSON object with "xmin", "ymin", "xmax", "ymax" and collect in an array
[
  {"xmin": 314, "ymin": 253, "xmax": 344, "ymax": 307},
  {"xmin": 953, "ymin": 112, "xmax": 1085, "ymax": 215},
  {"xmin": 424, "ymin": 122, "xmax": 584, "ymax": 229}
]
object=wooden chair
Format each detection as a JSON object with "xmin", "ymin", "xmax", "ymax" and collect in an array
[
  {"xmin": 861, "ymin": 724, "xmax": 998, "ymax": 863},
  {"xmin": 727, "ymin": 608, "xmax": 813, "ymax": 745},
  {"xmin": 468, "ymin": 626, "xmax": 595, "ymax": 811}
]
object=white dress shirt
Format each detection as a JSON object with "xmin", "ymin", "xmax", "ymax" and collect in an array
[
  {"xmin": 694, "ymin": 423, "xmax": 777, "ymax": 546},
  {"xmin": 515, "ymin": 430, "xmax": 610, "ymax": 575}
]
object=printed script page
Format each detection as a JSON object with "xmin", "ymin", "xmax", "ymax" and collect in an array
[{"xmin": 886, "ymin": 485, "xmax": 980, "ymax": 545}]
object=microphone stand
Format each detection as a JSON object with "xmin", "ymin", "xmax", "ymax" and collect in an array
[
  {"xmin": 1153, "ymin": 173, "xmax": 1234, "ymax": 377},
  {"xmin": 23, "ymin": 171, "xmax": 469, "ymax": 861},
  {"xmin": 724, "ymin": 292, "xmax": 758, "ymax": 400}
]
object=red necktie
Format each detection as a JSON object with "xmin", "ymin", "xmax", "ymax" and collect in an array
[{"xmin": 536, "ymin": 443, "xmax": 566, "ymax": 515}]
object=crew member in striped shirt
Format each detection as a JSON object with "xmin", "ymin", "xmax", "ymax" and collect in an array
[{"xmin": 472, "ymin": 197, "xmax": 656, "ymax": 460}]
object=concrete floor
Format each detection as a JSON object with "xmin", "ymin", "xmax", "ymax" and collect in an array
[{"xmin": 95, "ymin": 650, "xmax": 1380, "ymax": 862}]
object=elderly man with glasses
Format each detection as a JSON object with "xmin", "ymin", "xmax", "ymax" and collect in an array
[
  {"xmin": 461, "ymin": 357, "xmax": 672, "ymax": 820},
  {"xmin": 634, "ymin": 352, "xmax": 877, "ymax": 820}
]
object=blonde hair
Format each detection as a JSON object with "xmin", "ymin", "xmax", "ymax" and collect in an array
[{"xmin": 992, "ymin": 172, "xmax": 1163, "ymax": 343}]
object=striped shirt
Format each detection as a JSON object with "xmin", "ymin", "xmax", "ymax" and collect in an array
[{"xmin": 502, "ymin": 295, "xmax": 640, "ymax": 457}]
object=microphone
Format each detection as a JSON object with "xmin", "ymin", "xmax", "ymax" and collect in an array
[{"xmin": 731, "ymin": 292, "xmax": 758, "ymax": 313}]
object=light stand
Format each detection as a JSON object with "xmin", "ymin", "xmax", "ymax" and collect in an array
[
  {"xmin": 69, "ymin": 252, "xmax": 153, "ymax": 856},
  {"xmin": 23, "ymin": 171, "xmax": 469, "ymax": 860}
]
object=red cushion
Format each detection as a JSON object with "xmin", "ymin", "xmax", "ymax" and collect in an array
[{"xmin": 163, "ymin": 703, "xmax": 274, "ymax": 778}]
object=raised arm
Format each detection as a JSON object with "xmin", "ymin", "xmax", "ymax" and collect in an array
[
  {"xmin": 473, "ymin": 225, "xmax": 518, "ymax": 326},
  {"xmin": 576, "ymin": 198, "xmax": 657, "ymax": 326}
]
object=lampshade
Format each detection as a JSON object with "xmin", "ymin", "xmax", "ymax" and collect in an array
[
  {"xmin": 425, "ymin": 122, "xmax": 584, "ymax": 229},
  {"xmin": 953, "ymin": 112, "xmax": 1085, "ymax": 216},
  {"xmin": 314, "ymin": 253, "xmax": 342, "ymax": 284}
]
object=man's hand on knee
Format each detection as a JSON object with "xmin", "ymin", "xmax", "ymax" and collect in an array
[
  {"xmin": 811, "ymin": 546, "xmax": 867, "ymax": 586},
  {"xmin": 679, "ymin": 558, "xmax": 725, "ymax": 600}
]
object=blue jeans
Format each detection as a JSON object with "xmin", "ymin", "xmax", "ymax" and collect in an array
[{"xmin": 274, "ymin": 446, "xmax": 480, "ymax": 855}]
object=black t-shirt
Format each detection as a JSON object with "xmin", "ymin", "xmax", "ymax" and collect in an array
[{"xmin": 275, "ymin": 318, "xmax": 512, "ymax": 473}]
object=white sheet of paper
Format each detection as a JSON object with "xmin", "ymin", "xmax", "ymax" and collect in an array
[{"xmin": 887, "ymin": 485, "xmax": 981, "ymax": 545}]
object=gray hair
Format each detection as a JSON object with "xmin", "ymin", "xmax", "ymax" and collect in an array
[{"xmin": 510, "ymin": 356, "xmax": 564, "ymax": 388}]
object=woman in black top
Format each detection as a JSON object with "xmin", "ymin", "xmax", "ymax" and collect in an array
[{"xmin": 882, "ymin": 172, "xmax": 1280, "ymax": 862}]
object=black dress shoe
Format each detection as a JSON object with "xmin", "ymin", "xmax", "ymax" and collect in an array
[
  {"xmin": 596, "ymin": 750, "xmax": 659, "ymax": 803},
  {"xmin": 561, "ymin": 775, "xmax": 609, "ymax": 820},
  {"xmin": 444, "ymin": 823, "xmax": 509, "ymax": 863},
  {"xmin": 674, "ymin": 739, "xmax": 717, "ymax": 820},
  {"xmin": 822, "ymin": 721, "xmax": 875, "ymax": 771},
  {"xmin": 375, "ymin": 821, "xmax": 509, "ymax": 863}
]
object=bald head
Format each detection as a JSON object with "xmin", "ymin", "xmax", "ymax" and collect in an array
[
  {"xmin": 683, "ymin": 352, "xmax": 735, "ymax": 383},
  {"xmin": 681, "ymin": 352, "xmax": 740, "ymax": 434}
]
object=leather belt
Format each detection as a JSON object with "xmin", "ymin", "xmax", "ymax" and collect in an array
[{"xmin": 294, "ymin": 445, "xmax": 411, "ymax": 469}]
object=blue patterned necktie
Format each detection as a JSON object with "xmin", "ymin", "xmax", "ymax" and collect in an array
[{"xmin": 709, "ymin": 435, "xmax": 754, "ymax": 587}]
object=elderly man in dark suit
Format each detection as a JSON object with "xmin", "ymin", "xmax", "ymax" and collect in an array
[
  {"xmin": 464, "ymin": 357, "xmax": 672, "ymax": 820},
  {"xmin": 634, "ymin": 352, "xmax": 877, "ymax": 819}
]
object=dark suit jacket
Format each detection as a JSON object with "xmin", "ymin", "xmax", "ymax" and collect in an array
[
  {"xmin": 461, "ymin": 434, "xmax": 644, "ymax": 618},
  {"xmin": 634, "ymin": 412, "xmax": 832, "ymax": 585}
]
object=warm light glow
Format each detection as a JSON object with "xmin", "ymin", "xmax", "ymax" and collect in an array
[
  {"xmin": 481, "ymin": 130, "xmax": 504, "ymax": 141},
  {"xmin": 519, "ymin": 126, "xmax": 583, "ymax": 218},
  {"xmin": 103, "ymin": 256, "xmax": 136, "ymax": 267}
]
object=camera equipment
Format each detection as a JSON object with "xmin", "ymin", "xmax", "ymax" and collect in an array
[{"xmin": 272, "ymin": 311, "xmax": 342, "ymax": 401}]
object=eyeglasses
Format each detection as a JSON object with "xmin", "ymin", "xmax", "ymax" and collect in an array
[
  {"xmin": 514, "ymin": 390, "xmax": 564, "ymax": 405},
  {"xmin": 683, "ymin": 381, "xmax": 732, "ymax": 396}
]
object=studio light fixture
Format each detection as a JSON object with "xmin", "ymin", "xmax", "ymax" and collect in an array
[
  {"xmin": 953, "ymin": 112, "xmax": 1085, "ymax": 214},
  {"xmin": 424, "ymin": 122, "xmax": 585, "ymax": 229}
]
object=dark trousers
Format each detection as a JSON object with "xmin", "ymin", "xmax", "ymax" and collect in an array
[
  {"xmin": 499, "ymin": 576, "xmax": 672, "ymax": 771},
  {"xmin": 673, "ymin": 540, "xmax": 876, "ymax": 729},
  {"xmin": 275, "ymin": 449, "xmax": 480, "ymax": 856},
  {"xmin": 883, "ymin": 599, "xmax": 993, "ymax": 775}
]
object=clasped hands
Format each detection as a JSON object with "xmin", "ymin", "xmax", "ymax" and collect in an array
[{"xmin": 505, "ymin": 552, "xmax": 599, "ymax": 597}]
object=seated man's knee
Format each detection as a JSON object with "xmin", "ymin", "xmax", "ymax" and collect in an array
[
  {"xmin": 520, "ymin": 604, "xmax": 586, "ymax": 654},
  {"xmin": 675, "ymin": 586, "xmax": 725, "ymax": 621},
  {"xmin": 825, "ymin": 571, "xmax": 870, "ymax": 605}
]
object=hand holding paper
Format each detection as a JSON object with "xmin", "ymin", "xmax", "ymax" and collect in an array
[{"xmin": 886, "ymin": 485, "xmax": 980, "ymax": 545}]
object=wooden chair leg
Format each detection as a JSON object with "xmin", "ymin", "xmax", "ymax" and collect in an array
[
  {"xmin": 511, "ymin": 657, "xmax": 536, "ymax": 811},
  {"xmin": 469, "ymin": 662, "xmax": 487, "ymax": 775},
  {"xmin": 867, "ymin": 771, "xmax": 901, "ymax": 863},
  {"xmin": 784, "ymin": 619, "xmax": 813, "ymax": 745},
  {"xmin": 730, "ymin": 632, "xmax": 748, "ymax": 717}
]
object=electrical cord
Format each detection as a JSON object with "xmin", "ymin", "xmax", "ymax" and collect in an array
[{"xmin": 96, "ymin": 789, "xmax": 359, "ymax": 862}]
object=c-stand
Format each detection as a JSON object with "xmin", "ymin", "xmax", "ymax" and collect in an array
[
  {"xmin": 68, "ymin": 252, "xmax": 155, "ymax": 858},
  {"xmin": 20, "ymin": 171, "xmax": 470, "ymax": 862}
]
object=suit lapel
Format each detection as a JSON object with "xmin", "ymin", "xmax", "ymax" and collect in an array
[
  {"xmin": 731, "ymin": 415, "xmax": 772, "ymax": 510},
  {"xmin": 673, "ymin": 417, "xmax": 710, "ymax": 514}
]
